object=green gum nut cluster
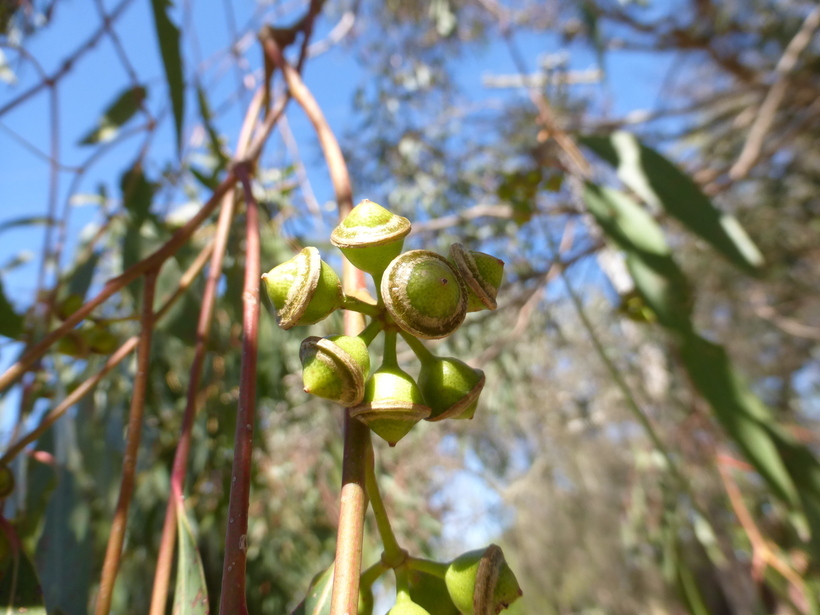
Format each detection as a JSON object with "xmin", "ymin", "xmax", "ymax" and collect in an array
[
  {"xmin": 261, "ymin": 199, "xmax": 505, "ymax": 447},
  {"xmin": 445, "ymin": 545, "xmax": 522, "ymax": 615}
]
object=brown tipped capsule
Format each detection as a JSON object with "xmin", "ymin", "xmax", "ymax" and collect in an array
[
  {"xmin": 444, "ymin": 545, "xmax": 522, "ymax": 615},
  {"xmin": 261, "ymin": 246, "xmax": 343, "ymax": 329},
  {"xmin": 448, "ymin": 243, "xmax": 504, "ymax": 312},
  {"xmin": 300, "ymin": 335, "xmax": 371, "ymax": 407},
  {"xmin": 418, "ymin": 355, "xmax": 485, "ymax": 421},
  {"xmin": 331, "ymin": 199, "xmax": 411, "ymax": 275},
  {"xmin": 381, "ymin": 250, "xmax": 467, "ymax": 340},
  {"xmin": 350, "ymin": 365, "xmax": 431, "ymax": 446}
]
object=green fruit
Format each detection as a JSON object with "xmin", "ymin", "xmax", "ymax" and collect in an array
[
  {"xmin": 262, "ymin": 246, "xmax": 344, "ymax": 329},
  {"xmin": 83, "ymin": 325, "xmax": 119, "ymax": 354},
  {"xmin": 387, "ymin": 600, "xmax": 432, "ymax": 615},
  {"xmin": 331, "ymin": 200, "xmax": 411, "ymax": 275},
  {"xmin": 418, "ymin": 355, "xmax": 485, "ymax": 421},
  {"xmin": 300, "ymin": 335, "xmax": 371, "ymax": 407},
  {"xmin": 56, "ymin": 330, "xmax": 90, "ymax": 358},
  {"xmin": 350, "ymin": 365, "xmax": 430, "ymax": 446},
  {"xmin": 444, "ymin": 545, "xmax": 522, "ymax": 615},
  {"xmin": 448, "ymin": 243, "xmax": 504, "ymax": 312},
  {"xmin": 407, "ymin": 569, "xmax": 459, "ymax": 615},
  {"xmin": 382, "ymin": 250, "xmax": 467, "ymax": 340}
]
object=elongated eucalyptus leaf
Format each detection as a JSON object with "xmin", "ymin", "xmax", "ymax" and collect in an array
[
  {"xmin": 150, "ymin": 0, "xmax": 185, "ymax": 154},
  {"xmin": 0, "ymin": 216, "xmax": 53, "ymax": 234},
  {"xmin": 292, "ymin": 564, "xmax": 334, "ymax": 615},
  {"xmin": 172, "ymin": 501, "xmax": 209, "ymax": 615},
  {"xmin": 581, "ymin": 131, "xmax": 764, "ymax": 275},
  {"xmin": 79, "ymin": 86, "xmax": 146, "ymax": 145},
  {"xmin": 583, "ymin": 183, "xmax": 692, "ymax": 333},
  {"xmin": 679, "ymin": 333, "xmax": 798, "ymax": 504},
  {"xmin": 120, "ymin": 162, "xmax": 155, "ymax": 227},
  {"xmin": 0, "ymin": 277, "xmax": 23, "ymax": 338},
  {"xmin": 0, "ymin": 519, "xmax": 47, "ymax": 613},
  {"xmin": 196, "ymin": 84, "xmax": 228, "ymax": 170}
]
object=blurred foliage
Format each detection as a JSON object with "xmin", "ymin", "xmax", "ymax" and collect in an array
[{"xmin": 1, "ymin": 0, "xmax": 819, "ymax": 614}]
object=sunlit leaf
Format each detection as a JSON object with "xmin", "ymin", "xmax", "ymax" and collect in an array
[
  {"xmin": 78, "ymin": 86, "xmax": 146, "ymax": 145},
  {"xmin": 581, "ymin": 131, "xmax": 764, "ymax": 275},
  {"xmin": 0, "ymin": 277, "xmax": 23, "ymax": 339},
  {"xmin": 150, "ymin": 0, "xmax": 185, "ymax": 155},
  {"xmin": 583, "ymin": 183, "xmax": 692, "ymax": 333},
  {"xmin": 172, "ymin": 501, "xmax": 209, "ymax": 615},
  {"xmin": 291, "ymin": 564, "xmax": 334, "ymax": 615}
]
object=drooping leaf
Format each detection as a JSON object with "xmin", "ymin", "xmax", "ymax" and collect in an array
[
  {"xmin": 581, "ymin": 131, "xmax": 764, "ymax": 275},
  {"xmin": 78, "ymin": 86, "xmax": 147, "ymax": 145},
  {"xmin": 196, "ymin": 83, "xmax": 228, "ymax": 171},
  {"xmin": 150, "ymin": 0, "xmax": 185, "ymax": 155},
  {"xmin": 0, "ymin": 518, "xmax": 47, "ymax": 613},
  {"xmin": 120, "ymin": 162, "xmax": 156, "ymax": 227},
  {"xmin": 583, "ymin": 183, "xmax": 692, "ymax": 333},
  {"xmin": 0, "ymin": 277, "xmax": 24, "ymax": 339},
  {"xmin": 172, "ymin": 501, "xmax": 209, "ymax": 615},
  {"xmin": 0, "ymin": 216, "xmax": 53, "ymax": 234},
  {"xmin": 291, "ymin": 564, "xmax": 334, "ymax": 615},
  {"xmin": 66, "ymin": 251, "xmax": 101, "ymax": 301}
]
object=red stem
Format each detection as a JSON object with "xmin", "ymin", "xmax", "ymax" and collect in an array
[
  {"xmin": 218, "ymin": 165, "xmax": 261, "ymax": 615},
  {"xmin": 94, "ymin": 270, "xmax": 158, "ymax": 615}
]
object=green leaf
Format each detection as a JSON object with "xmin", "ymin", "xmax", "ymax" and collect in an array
[
  {"xmin": 583, "ymin": 183, "xmax": 693, "ymax": 333},
  {"xmin": 292, "ymin": 564, "xmax": 334, "ymax": 615},
  {"xmin": 120, "ymin": 162, "xmax": 155, "ymax": 227},
  {"xmin": 0, "ymin": 277, "xmax": 23, "ymax": 339},
  {"xmin": 679, "ymin": 333, "xmax": 798, "ymax": 506},
  {"xmin": 172, "ymin": 501, "xmax": 209, "ymax": 615},
  {"xmin": 78, "ymin": 86, "xmax": 147, "ymax": 145},
  {"xmin": 196, "ymin": 84, "xmax": 228, "ymax": 171},
  {"xmin": 66, "ymin": 251, "xmax": 101, "ymax": 301},
  {"xmin": 0, "ymin": 519, "xmax": 47, "ymax": 614},
  {"xmin": 150, "ymin": 0, "xmax": 185, "ymax": 155},
  {"xmin": 580, "ymin": 131, "xmax": 764, "ymax": 275},
  {"xmin": 0, "ymin": 216, "xmax": 53, "ymax": 234}
]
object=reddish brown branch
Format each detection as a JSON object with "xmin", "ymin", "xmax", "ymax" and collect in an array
[
  {"xmin": 218, "ymin": 165, "xmax": 261, "ymax": 615},
  {"xmin": 94, "ymin": 270, "xmax": 158, "ymax": 615},
  {"xmin": 149, "ymin": 89, "xmax": 263, "ymax": 615},
  {"xmin": 0, "ymin": 170, "xmax": 235, "ymax": 394},
  {"xmin": 0, "ymin": 242, "xmax": 213, "ymax": 466}
]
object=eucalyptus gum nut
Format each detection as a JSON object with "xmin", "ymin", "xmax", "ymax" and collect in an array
[
  {"xmin": 418, "ymin": 356, "xmax": 485, "ymax": 421},
  {"xmin": 261, "ymin": 246, "xmax": 343, "ymax": 329},
  {"xmin": 448, "ymin": 244, "xmax": 505, "ymax": 312},
  {"xmin": 349, "ymin": 366, "xmax": 431, "ymax": 446},
  {"xmin": 56, "ymin": 330, "xmax": 90, "ymax": 358},
  {"xmin": 300, "ymin": 335, "xmax": 371, "ymax": 407},
  {"xmin": 83, "ymin": 325, "xmax": 119, "ymax": 354},
  {"xmin": 359, "ymin": 584, "xmax": 375, "ymax": 615},
  {"xmin": 387, "ymin": 601, "xmax": 433, "ymax": 615},
  {"xmin": 382, "ymin": 250, "xmax": 467, "ymax": 340},
  {"xmin": 330, "ymin": 199, "xmax": 411, "ymax": 275},
  {"xmin": 408, "ymin": 569, "xmax": 459, "ymax": 615},
  {"xmin": 444, "ymin": 545, "xmax": 522, "ymax": 615}
]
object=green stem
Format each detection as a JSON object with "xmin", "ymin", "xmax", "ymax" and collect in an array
[
  {"xmin": 381, "ymin": 330, "xmax": 399, "ymax": 368},
  {"xmin": 360, "ymin": 560, "xmax": 389, "ymax": 590},
  {"xmin": 399, "ymin": 331, "xmax": 435, "ymax": 364},
  {"xmin": 394, "ymin": 566, "xmax": 412, "ymax": 604},
  {"xmin": 372, "ymin": 271, "xmax": 384, "ymax": 307},
  {"xmin": 365, "ymin": 441, "xmax": 405, "ymax": 566},
  {"xmin": 405, "ymin": 556, "xmax": 449, "ymax": 579},
  {"xmin": 342, "ymin": 295, "xmax": 382, "ymax": 317},
  {"xmin": 358, "ymin": 319, "xmax": 383, "ymax": 346}
]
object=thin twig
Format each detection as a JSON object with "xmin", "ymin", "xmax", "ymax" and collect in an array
[
  {"xmin": 729, "ymin": 7, "xmax": 820, "ymax": 180},
  {"xmin": 94, "ymin": 270, "xmax": 157, "ymax": 615},
  {"xmin": 149, "ymin": 89, "xmax": 263, "ymax": 615},
  {"xmin": 0, "ymin": 168, "xmax": 235, "ymax": 394},
  {"xmin": 218, "ymin": 164, "xmax": 261, "ymax": 615}
]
